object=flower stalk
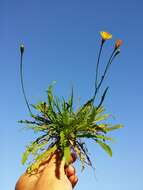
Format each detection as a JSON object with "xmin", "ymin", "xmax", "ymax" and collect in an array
[
  {"xmin": 92, "ymin": 32, "xmax": 122, "ymax": 108},
  {"xmin": 20, "ymin": 44, "xmax": 32, "ymax": 116},
  {"xmin": 95, "ymin": 40, "xmax": 105, "ymax": 93}
]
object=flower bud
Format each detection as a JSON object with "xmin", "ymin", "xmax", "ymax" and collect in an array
[
  {"xmin": 20, "ymin": 44, "xmax": 24, "ymax": 55},
  {"xmin": 115, "ymin": 40, "xmax": 122, "ymax": 49}
]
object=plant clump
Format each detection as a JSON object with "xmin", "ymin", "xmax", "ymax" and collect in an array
[{"xmin": 19, "ymin": 31, "xmax": 123, "ymax": 174}]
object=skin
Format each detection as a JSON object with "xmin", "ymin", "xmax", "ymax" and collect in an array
[{"xmin": 15, "ymin": 152, "xmax": 78, "ymax": 190}]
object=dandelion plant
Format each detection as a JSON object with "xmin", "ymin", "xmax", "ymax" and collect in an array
[{"xmin": 19, "ymin": 31, "xmax": 123, "ymax": 174}]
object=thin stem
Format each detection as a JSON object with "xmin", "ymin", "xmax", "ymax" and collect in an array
[
  {"xmin": 97, "ymin": 50, "xmax": 115, "ymax": 90},
  {"xmin": 95, "ymin": 40, "xmax": 104, "ymax": 90},
  {"xmin": 20, "ymin": 51, "xmax": 32, "ymax": 116},
  {"xmin": 110, "ymin": 49, "xmax": 120, "ymax": 62},
  {"xmin": 93, "ymin": 49, "xmax": 115, "ymax": 102}
]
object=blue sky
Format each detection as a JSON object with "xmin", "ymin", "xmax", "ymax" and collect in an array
[{"xmin": 1, "ymin": 0, "xmax": 143, "ymax": 189}]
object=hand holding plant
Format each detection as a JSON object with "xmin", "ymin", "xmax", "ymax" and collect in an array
[{"xmin": 19, "ymin": 31, "xmax": 123, "ymax": 175}]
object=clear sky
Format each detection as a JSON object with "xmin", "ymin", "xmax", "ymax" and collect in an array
[{"xmin": 1, "ymin": 0, "xmax": 143, "ymax": 189}]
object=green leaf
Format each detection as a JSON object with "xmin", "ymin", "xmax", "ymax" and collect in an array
[
  {"xmin": 21, "ymin": 148, "xmax": 30, "ymax": 165},
  {"xmin": 68, "ymin": 87, "xmax": 74, "ymax": 112},
  {"xmin": 94, "ymin": 124, "xmax": 107, "ymax": 133},
  {"xmin": 96, "ymin": 140, "xmax": 112, "ymax": 157},
  {"xmin": 54, "ymin": 97, "xmax": 62, "ymax": 114},
  {"xmin": 106, "ymin": 124, "xmax": 123, "ymax": 131},
  {"xmin": 21, "ymin": 144, "xmax": 34, "ymax": 165},
  {"xmin": 80, "ymin": 99, "xmax": 93, "ymax": 113},
  {"xmin": 18, "ymin": 120, "xmax": 37, "ymax": 125},
  {"xmin": 27, "ymin": 144, "xmax": 57, "ymax": 173},
  {"xmin": 77, "ymin": 142, "xmax": 92, "ymax": 167},
  {"xmin": 77, "ymin": 133, "xmax": 95, "ymax": 138},
  {"xmin": 94, "ymin": 114, "xmax": 109, "ymax": 122},
  {"xmin": 95, "ymin": 134, "xmax": 113, "ymax": 141},
  {"xmin": 77, "ymin": 133, "xmax": 113, "ymax": 141},
  {"xmin": 47, "ymin": 81, "xmax": 56, "ymax": 107},
  {"xmin": 61, "ymin": 97, "xmax": 68, "ymax": 113},
  {"xmin": 74, "ymin": 145, "xmax": 85, "ymax": 171},
  {"xmin": 22, "ymin": 125, "xmax": 48, "ymax": 132},
  {"xmin": 60, "ymin": 131, "xmax": 66, "ymax": 147},
  {"xmin": 64, "ymin": 146, "xmax": 71, "ymax": 165},
  {"xmin": 19, "ymin": 82, "xmax": 123, "ymax": 173},
  {"xmin": 95, "ymin": 106, "xmax": 105, "ymax": 115},
  {"xmin": 31, "ymin": 102, "xmax": 48, "ymax": 113},
  {"xmin": 86, "ymin": 107, "xmax": 95, "ymax": 121},
  {"xmin": 21, "ymin": 139, "xmax": 47, "ymax": 165},
  {"xmin": 75, "ymin": 99, "xmax": 93, "ymax": 124}
]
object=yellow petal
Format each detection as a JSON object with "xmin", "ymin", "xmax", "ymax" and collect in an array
[{"xmin": 100, "ymin": 31, "xmax": 112, "ymax": 40}]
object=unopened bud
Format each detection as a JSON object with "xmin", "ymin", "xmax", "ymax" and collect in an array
[
  {"xmin": 20, "ymin": 44, "xmax": 24, "ymax": 55},
  {"xmin": 115, "ymin": 40, "xmax": 122, "ymax": 49}
]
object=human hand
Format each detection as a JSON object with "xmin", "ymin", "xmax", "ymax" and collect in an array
[{"xmin": 15, "ymin": 152, "xmax": 78, "ymax": 190}]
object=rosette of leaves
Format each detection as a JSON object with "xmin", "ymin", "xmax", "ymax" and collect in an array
[
  {"xmin": 19, "ymin": 84, "xmax": 122, "ymax": 173},
  {"xmin": 19, "ymin": 31, "xmax": 123, "ymax": 174}
]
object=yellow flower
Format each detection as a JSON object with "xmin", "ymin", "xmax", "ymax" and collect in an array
[
  {"xmin": 115, "ymin": 39, "xmax": 123, "ymax": 49},
  {"xmin": 100, "ymin": 31, "xmax": 112, "ymax": 41}
]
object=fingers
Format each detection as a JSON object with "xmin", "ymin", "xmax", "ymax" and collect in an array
[
  {"xmin": 64, "ymin": 152, "xmax": 78, "ymax": 187},
  {"xmin": 69, "ymin": 175, "xmax": 78, "ymax": 188},
  {"xmin": 65, "ymin": 165, "xmax": 78, "ymax": 188},
  {"xmin": 65, "ymin": 165, "xmax": 75, "ymax": 177}
]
